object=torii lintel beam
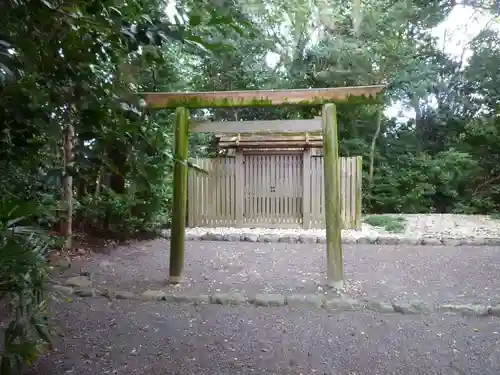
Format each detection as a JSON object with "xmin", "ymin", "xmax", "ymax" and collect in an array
[{"xmin": 141, "ymin": 85, "xmax": 384, "ymax": 109}]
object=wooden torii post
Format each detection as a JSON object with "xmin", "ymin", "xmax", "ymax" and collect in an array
[{"xmin": 141, "ymin": 85, "xmax": 384, "ymax": 288}]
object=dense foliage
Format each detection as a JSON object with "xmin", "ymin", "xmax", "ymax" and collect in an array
[
  {"xmin": 0, "ymin": 0, "xmax": 499, "ymax": 371},
  {"xmin": 2, "ymin": 1, "xmax": 499, "ymax": 234},
  {"xmin": 0, "ymin": 0, "xmax": 252, "ymax": 371},
  {"xmin": 0, "ymin": 200, "xmax": 52, "ymax": 374}
]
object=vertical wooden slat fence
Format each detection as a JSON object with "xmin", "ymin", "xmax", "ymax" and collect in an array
[{"xmin": 187, "ymin": 155, "xmax": 362, "ymax": 229}]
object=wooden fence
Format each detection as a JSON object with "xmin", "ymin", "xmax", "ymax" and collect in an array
[{"xmin": 187, "ymin": 153, "xmax": 362, "ymax": 229}]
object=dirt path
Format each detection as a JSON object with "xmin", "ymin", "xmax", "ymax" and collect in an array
[
  {"xmin": 29, "ymin": 298, "xmax": 500, "ymax": 375},
  {"xmin": 57, "ymin": 240, "xmax": 500, "ymax": 305}
]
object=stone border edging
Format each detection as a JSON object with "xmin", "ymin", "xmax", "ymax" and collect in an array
[
  {"xmin": 160, "ymin": 230, "xmax": 500, "ymax": 246},
  {"xmin": 52, "ymin": 280, "xmax": 500, "ymax": 318}
]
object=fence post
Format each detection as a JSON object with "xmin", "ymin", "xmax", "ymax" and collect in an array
[
  {"xmin": 169, "ymin": 107, "xmax": 189, "ymax": 284},
  {"xmin": 187, "ymin": 157, "xmax": 193, "ymax": 228},
  {"xmin": 321, "ymin": 103, "xmax": 344, "ymax": 289},
  {"xmin": 355, "ymin": 155, "xmax": 363, "ymax": 229},
  {"xmin": 234, "ymin": 149, "xmax": 244, "ymax": 227},
  {"xmin": 302, "ymin": 147, "xmax": 311, "ymax": 229}
]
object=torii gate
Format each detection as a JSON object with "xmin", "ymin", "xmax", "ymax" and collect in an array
[{"xmin": 141, "ymin": 85, "xmax": 384, "ymax": 289}]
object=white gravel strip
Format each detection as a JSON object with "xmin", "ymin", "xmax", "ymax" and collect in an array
[{"xmin": 161, "ymin": 214, "xmax": 500, "ymax": 246}]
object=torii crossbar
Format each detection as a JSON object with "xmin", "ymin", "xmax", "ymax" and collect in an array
[{"xmin": 141, "ymin": 85, "xmax": 384, "ymax": 288}]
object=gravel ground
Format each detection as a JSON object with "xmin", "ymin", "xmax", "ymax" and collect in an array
[
  {"xmin": 32, "ymin": 215, "xmax": 500, "ymax": 374},
  {"xmin": 57, "ymin": 240, "xmax": 500, "ymax": 305},
  {"xmin": 27, "ymin": 298, "xmax": 500, "ymax": 375},
  {"xmin": 401, "ymin": 214, "xmax": 500, "ymax": 238},
  {"xmin": 182, "ymin": 214, "xmax": 500, "ymax": 241}
]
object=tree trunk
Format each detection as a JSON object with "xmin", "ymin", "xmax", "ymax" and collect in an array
[
  {"xmin": 411, "ymin": 97, "xmax": 423, "ymax": 152},
  {"xmin": 368, "ymin": 108, "xmax": 382, "ymax": 195},
  {"xmin": 107, "ymin": 141, "xmax": 127, "ymax": 194},
  {"xmin": 352, "ymin": 0, "xmax": 362, "ymax": 36},
  {"xmin": 61, "ymin": 123, "xmax": 74, "ymax": 252}
]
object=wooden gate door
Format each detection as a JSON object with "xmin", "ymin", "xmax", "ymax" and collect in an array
[{"xmin": 243, "ymin": 154, "xmax": 303, "ymax": 227}]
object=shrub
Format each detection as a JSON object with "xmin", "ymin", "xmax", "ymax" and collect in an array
[
  {"xmin": 363, "ymin": 215, "xmax": 407, "ymax": 233},
  {"xmin": 75, "ymin": 184, "xmax": 172, "ymax": 238},
  {"xmin": 0, "ymin": 200, "xmax": 52, "ymax": 375}
]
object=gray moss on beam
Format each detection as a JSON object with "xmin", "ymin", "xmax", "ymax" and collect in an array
[{"xmin": 140, "ymin": 85, "xmax": 385, "ymax": 109}]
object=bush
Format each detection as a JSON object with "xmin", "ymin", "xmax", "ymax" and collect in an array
[
  {"xmin": 75, "ymin": 184, "xmax": 172, "ymax": 238},
  {"xmin": 365, "ymin": 150, "xmax": 480, "ymax": 214},
  {"xmin": 363, "ymin": 215, "xmax": 407, "ymax": 233},
  {"xmin": 0, "ymin": 200, "xmax": 52, "ymax": 375}
]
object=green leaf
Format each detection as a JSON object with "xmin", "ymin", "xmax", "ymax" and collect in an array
[
  {"xmin": 40, "ymin": 0, "xmax": 56, "ymax": 10},
  {"xmin": 189, "ymin": 14, "xmax": 203, "ymax": 26},
  {"xmin": 8, "ymin": 342, "xmax": 38, "ymax": 366},
  {"xmin": 30, "ymin": 315, "xmax": 52, "ymax": 346},
  {"xmin": 109, "ymin": 6, "xmax": 123, "ymax": 17},
  {"xmin": 0, "ymin": 354, "xmax": 14, "ymax": 375}
]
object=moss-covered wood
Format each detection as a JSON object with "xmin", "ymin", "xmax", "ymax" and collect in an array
[
  {"xmin": 142, "ymin": 85, "xmax": 384, "ymax": 109},
  {"xmin": 147, "ymin": 85, "xmax": 384, "ymax": 286},
  {"xmin": 192, "ymin": 118, "xmax": 322, "ymax": 133},
  {"xmin": 321, "ymin": 103, "xmax": 344, "ymax": 288},
  {"xmin": 169, "ymin": 107, "xmax": 190, "ymax": 284}
]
